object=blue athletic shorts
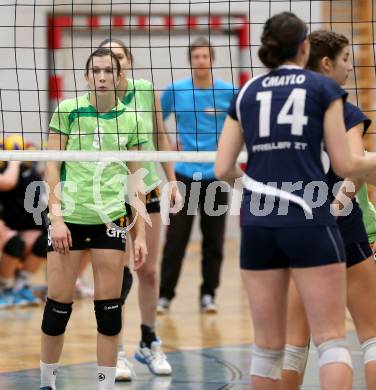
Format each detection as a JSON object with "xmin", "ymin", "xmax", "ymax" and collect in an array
[
  {"xmin": 240, "ymin": 225, "xmax": 346, "ymax": 270},
  {"xmin": 344, "ymin": 241, "xmax": 372, "ymax": 268},
  {"xmin": 338, "ymin": 211, "xmax": 372, "ymax": 268}
]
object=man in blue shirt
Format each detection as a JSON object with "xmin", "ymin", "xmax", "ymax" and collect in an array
[{"xmin": 157, "ymin": 37, "xmax": 237, "ymax": 313}]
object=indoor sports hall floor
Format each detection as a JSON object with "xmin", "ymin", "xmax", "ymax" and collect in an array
[{"xmin": 0, "ymin": 239, "xmax": 367, "ymax": 389}]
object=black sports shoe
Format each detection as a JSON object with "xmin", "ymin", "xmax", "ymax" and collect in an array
[{"xmin": 40, "ymin": 387, "xmax": 53, "ymax": 390}]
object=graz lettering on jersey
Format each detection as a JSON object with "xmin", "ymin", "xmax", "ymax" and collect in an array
[
  {"xmin": 262, "ymin": 74, "xmax": 306, "ymax": 88},
  {"xmin": 106, "ymin": 227, "xmax": 126, "ymax": 239},
  {"xmin": 252, "ymin": 142, "xmax": 307, "ymax": 152}
]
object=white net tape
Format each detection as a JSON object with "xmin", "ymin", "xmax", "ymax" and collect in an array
[{"xmin": 0, "ymin": 150, "xmax": 248, "ymax": 163}]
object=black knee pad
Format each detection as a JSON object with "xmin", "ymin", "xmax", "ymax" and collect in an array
[
  {"xmin": 3, "ymin": 235, "xmax": 25, "ymax": 259},
  {"xmin": 32, "ymin": 232, "xmax": 47, "ymax": 258},
  {"xmin": 41, "ymin": 298, "xmax": 73, "ymax": 336},
  {"xmin": 94, "ymin": 298, "xmax": 122, "ymax": 336},
  {"xmin": 120, "ymin": 267, "xmax": 133, "ymax": 305}
]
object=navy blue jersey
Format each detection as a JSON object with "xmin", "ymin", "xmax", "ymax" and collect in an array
[
  {"xmin": 228, "ymin": 65, "xmax": 347, "ymax": 227},
  {"xmin": 326, "ymin": 102, "xmax": 371, "ymax": 244}
]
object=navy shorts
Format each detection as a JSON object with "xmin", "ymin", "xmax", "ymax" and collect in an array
[
  {"xmin": 338, "ymin": 211, "xmax": 372, "ymax": 268},
  {"xmin": 345, "ymin": 241, "xmax": 372, "ymax": 268},
  {"xmin": 125, "ymin": 187, "xmax": 160, "ymax": 216},
  {"xmin": 240, "ymin": 225, "xmax": 346, "ymax": 270},
  {"xmin": 47, "ymin": 217, "xmax": 126, "ymax": 252}
]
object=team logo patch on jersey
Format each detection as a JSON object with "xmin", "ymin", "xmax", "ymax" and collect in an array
[
  {"xmin": 98, "ymin": 373, "xmax": 105, "ymax": 381},
  {"xmin": 106, "ymin": 226, "xmax": 126, "ymax": 239}
]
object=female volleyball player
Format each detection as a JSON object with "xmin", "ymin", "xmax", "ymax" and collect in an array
[
  {"xmin": 0, "ymin": 138, "xmax": 46, "ymax": 308},
  {"xmin": 0, "ymin": 159, "xmax": 33, "ymax": 307},
  {"xmin": 215, "ymin": 12, "xmax": 376, "ymax": 390},
  {"xmin": 281, "ymin": 30, "xmax": 376, "ymax": 390},
  {"xmin": 39, "ymin": 48, "xmax": 148, "ymax": 390},
  {"xmin": 99, "ymin": 38, "xmax": 181, "ymax": 380}
]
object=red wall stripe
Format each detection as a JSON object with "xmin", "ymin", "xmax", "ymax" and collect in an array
[
  {"xmin": 187, "ymin": 16, "xmax": 197, "ymax": 28},
  {"xmin": 49, "ymin": 75, "xmax": 63, "ymax": 99},
  {"xmin": 164, "ymin": 16, "xmax": 173, "ymax": 28},
  {"xmin": 138, "ymin": 16, "xmax": 147, "ymax": 28},
  {"xmin": 112, "ymin": 16, "xmax": 124, "ymax": 27},
  {"xmin": 87, "ymin": 16, "xmax": 100, "ymax": 28},
  {"xmin": 48, "ymin": 16, "xmax": 72, "ymax": 49},
  {"xmin": 238, "ymin": 17, "xmax": 249, "ymax": 48},
  {"xmin": 239, "ymin": 72, "xmax": 250, "ymax": 86},
  {"xmin": 210, "ymin": 16, "xmax": 221, "ymax": 29}
]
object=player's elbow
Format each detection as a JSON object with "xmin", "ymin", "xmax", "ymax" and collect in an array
[
  {"xmin": 335, "ymin": 153, "xmax": 371, "ymax": 180},
  {"xmin": 214, "ymin": 162, "xmax": 228, "ymax": 181},
  {"xmin": 331, "ymin": 160, "xmax": 352, "ymax": 179}
]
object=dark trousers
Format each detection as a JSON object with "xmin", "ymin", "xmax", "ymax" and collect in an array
[{"xmin": 159, "ymin": 173, "xmax": 228, "ymax": 300}]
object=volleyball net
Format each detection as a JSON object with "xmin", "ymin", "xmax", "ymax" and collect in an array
[{"xmin": 0, "ymin": 0, "xmax": 375, "ymax": 162}]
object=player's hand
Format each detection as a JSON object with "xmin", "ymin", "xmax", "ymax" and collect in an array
[
  {"xmin": 51, "ymin": 218, "xmax": 72, "ymax": 255},
  {"xmin": 372, "ymin": 241, "xmax": 376, "ymax": 255},
  {"xmin": 133, "ymin": 235, "xmax": 147, "ymax": 271},
  {"xmin": 169, "ymin": 182, "xmax": 183, "ymax": 212}
]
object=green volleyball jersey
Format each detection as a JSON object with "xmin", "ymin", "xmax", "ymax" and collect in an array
[
  {"xmin": 123, "ymin": 79, "xmax": 161, "ymax": 191},
  {"xmin": 357, "ymin": 184, "xmax": 376, "ymax": 243},
  {"xmin": 49, "ymin": 94, "xmax": 148, "ymax": 225}
]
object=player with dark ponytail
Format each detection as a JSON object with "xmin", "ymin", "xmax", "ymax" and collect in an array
[{"xmin": 216, "ymin": 12, "xmax": 376, "ymax": 390}]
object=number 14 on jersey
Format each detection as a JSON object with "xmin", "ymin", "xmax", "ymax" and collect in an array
[{"xmin": 256, "ymin": 88, "xmax": 308, "ymax": 137}]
